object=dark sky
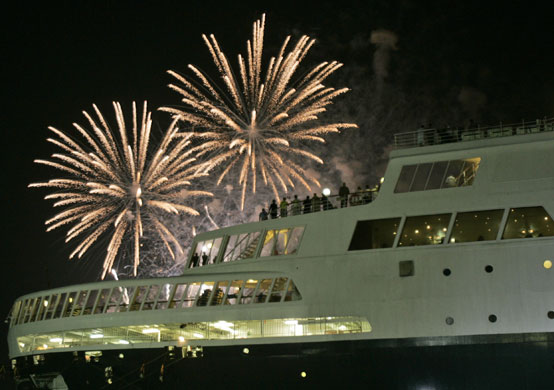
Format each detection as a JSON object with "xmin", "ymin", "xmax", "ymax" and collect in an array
[{"xmin": 2, "ymin": 0, "xmax": 553, "ymax": 357}]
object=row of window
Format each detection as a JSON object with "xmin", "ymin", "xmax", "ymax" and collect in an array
[
  {"xmin": 10, "ymin": 277, "xmax": 301, "ymax": 327},
  {"xmin": 349, "ymin": 206, "xmax": 553, "ymax": 250},
  {"xmin": 189, "ymin": 227, "xmax": 305, "ymax": 268},
  {"xmin": 16, "ymin": 316, "xmax": 372, "ymax": 354},
  {"xmin": 394, "ymin": 158, "xmax": 480, "ymax": 193}
]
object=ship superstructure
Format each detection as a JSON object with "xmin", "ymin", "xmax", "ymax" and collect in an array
[{"xmin": 6, "ymin": 119, "xmax": 554, "ymax": 389}]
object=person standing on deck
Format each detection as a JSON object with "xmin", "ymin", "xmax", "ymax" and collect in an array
[
  {"xmin": 303, "ymin": 195, "xmax": 312, "ymax": 214},
  {"xmin": 269, "ymin": 200, "xmax": 278, "ymax": 219},
  {"xmin": 339, "ymin": 183, "xmax": 350, "ymax": 208},
  {"xmin": 291, "ymin": 195, "xmax": 301, "ymax": 216},
  {"xmin": 280, "ymin": 197, "xmax": 289, "ymax": 217},
  {"xmin": 259, "ymin": 208, "xmax": 268, "ymax": 221},
  {"xmin": 312, "ymin": 193, "xmax": 321, "ymax": 212}
]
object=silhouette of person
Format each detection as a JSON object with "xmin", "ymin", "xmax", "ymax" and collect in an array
[
  {"xmin": 269, "ymin": 199, "xmax": 278, "ymax": 219},
  {"xmin": 201, "ymin": 252, "xmax": 209, "ymax": 266},
  {"xmin": 191, "ymin": 253, "xmax": 200, "ymax": 268},
  {"xmin": 339, "ymin": 183, "xmax": 349, "ymax": 208},
  {"xmin": 280, "ymin": 197, "xmax": 289, "ymax": 217},
  {"xmin": 312, "ymin": 193, "xmax": 320, "ymax": 212},
  {"xmin": 291, "ymin": 195, "xmax": 301, "ymax": 216},
  {"xmin": 259, "ymin": 208, "xmax": 268, "ymax": 221},
  {"xmin": 303, "ymin": 195, "xmax": 311, "ymax": 214}
]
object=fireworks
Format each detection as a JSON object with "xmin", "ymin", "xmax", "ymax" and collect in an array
[
  {"xmin": 161, "ymin": 14, "xmax": 357, "ymax": 208},
  {"xmin": 30, "ymin": 102, "xmax": 211, "ymax": 279}
]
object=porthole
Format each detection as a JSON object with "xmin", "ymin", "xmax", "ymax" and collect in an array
[
  {"xmin": 547, "ymin": 311, "xmax": 554, "ymax": 319},
  {"xmin": 445, "ymin": 316, "xmax": 454, "ymax": 325},
  {"xmin": 485, "ymin": 265, "xmax": 493, "ymax": 273},
  {"xmin": 443, "ymin": 268, "xmax": 451, "ymax": 276},
  {"xmin": 488, "ymin": 314, "xmax": 497, "ymax": 323},
  {"xmin": 544, "ymin": 260, "xmax": 552, "ymax": 269}
]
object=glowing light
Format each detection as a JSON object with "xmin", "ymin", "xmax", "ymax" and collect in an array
[
  {"xmin": 301, "ymin": 371, "xmax": 307, "ymax": 378},
  {"xmin": 322, "ymin": 188, "xmax": 331, "ymax": 196},
  {"xmin": 338, "ymin": 325, "xmax": 347, "ymax": 331},
  {"xmin": 49, "ymin": 338, "xmax": 62, "ymax": 343},
  {"xmin": 442, "ymin": 228, "xmax": 447, "ymax": 232},
  {"xmin": 193, "ymin": 333, "xmax": 204, "ymax": 339},
  {"xmin": 544, "ymin": 260, "xmax": 552, "ymax": 269},
  {"xmin": 118, "ymin": 340, "xmax": 129, "ymax": 345},
  {"xmin": 380, "ymin": 177, "xmax": 385, "ymax": 184},
  {"xmin": 415, "ymin": 229, "xmax": 420, "ymax": 234},
  {"xmin": 178, "ymin": 336, "xmax": 185, "ymax": 342},
  {"xmin": 90, "ymin": 334, "xmax": 104, "ymax": 339},
  {"xmin": 30, "ymin": 102, "xmax": 211, "ymax": 279},
  {"xmin": 284, "ymin": 320, "xmax": 298, "ymax": 325},
  {"xmin": 43, "ymin": 300, "xmax": 48, "ymax": 307},
  {"xmin": 142, "ymin": 328, "xmax": 160, "ymax": 334},
  {"xmin": 161, "ymin": 14, "xmax": 357, "ymax": 209},
  {"xmin": 243, "ymin": 347, "xmax": 250, "ymax": 354}
]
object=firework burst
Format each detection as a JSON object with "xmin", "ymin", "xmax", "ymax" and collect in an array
[
  {"xmin": 30, "ymin": 101, "xmax": 211, "ymax": 279},
  {"xmin": 161, "ymin": 14, "xmax": 357, "ymax": 208}
]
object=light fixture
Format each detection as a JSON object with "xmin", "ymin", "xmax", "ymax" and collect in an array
[
  {"xmin": 43, "ymin": 300, "xmax": 49, "ymax": 307},
  {"xmin": 544, "ymin": 260, "xmax": 552, "ymax": 269},
  {"xmin": 49, "ymin": 338, "xmax": 62, "ymax": 343},
  {"xmin": 243, "ymin": 347, "xmax": 250, "ymax": 354},
  {"xmin": 322, "ymin": 188, "xmax": 331, "ymax": 196},
  {"xmin": 178, "ymin": 336, "xmax": 185, "ymax": 342},
  {"xmin": 301, "ymin": 371, "xmax": 307, "ymax": 378},
  {"xmin": 193, "ymin": 333, "xmax": 204, "ymax": 338},
  {"xmin": 90, "ymin": 334, "xmax": 104, "ymax": 339},
  {"xmin": 284, "ymin": 320, "xmax": 298, "ymax": 325},
  {"xmin": 142, "ymin": 328, "xmax": 160, "ymax": 334},
  {"xmin": 118, "ymin": 340, "xmax": 129, "ymax": 344}
]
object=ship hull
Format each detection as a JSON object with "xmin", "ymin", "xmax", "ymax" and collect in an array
[{"xmin": 12, "ymin": 333, "xmax": 554, "ymax": 389}]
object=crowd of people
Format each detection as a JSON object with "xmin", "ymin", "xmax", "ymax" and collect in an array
[{"xmin": 258, "ymin": 182, "xmax": 380, "ymax": 221}]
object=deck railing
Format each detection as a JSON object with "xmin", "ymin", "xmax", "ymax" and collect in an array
[{"xmin": 394, "ymin": 117, "xmax": 554, "ymax": 149}]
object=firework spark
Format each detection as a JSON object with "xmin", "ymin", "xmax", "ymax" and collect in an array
[
  {"xmin": 161, "ymin": 14, "xmax": 357, "ymax": 208},
  {"xmin": 30, "ymin": 101, "xmax": 211, "ymax": 279}
]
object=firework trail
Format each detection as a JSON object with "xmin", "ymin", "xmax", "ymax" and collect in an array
[
  {"xmin": 161, "ymin": 14, "xmax": 357, "ymax": 209},
  {"xmin": 30, "ymin": 101, "xmax": 211, "ymax": 279}
]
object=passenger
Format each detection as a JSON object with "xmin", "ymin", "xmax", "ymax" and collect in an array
[
  {"xmin": 191, "ymin": 253, "xmax": 200, "ymax": 268},
  {"xmin": 269, "ymin": 199, "xmax": 278, "ymax": 219},
  {"xmin": 303, "ymin": 195, "xmax": 312, "ymax": 214},
  {"xmin": 417, "ymin": 124, "xmax": 425, "ymax": 146},
  {"xmin": 312, "ymin": 193, "xmax": 321, "ymax": 212},
  {"xmin": 291, "ymin": 195, "xmax": 301, "ymax": 216},
  {"xmin": 350, "ymin": 186, "xmax": 362, "ymax": 206},
  {"xmin": 201, "ymin": 252, "xmax": 209, "ymax": 266},
  {"xmin": 259, "ymin": 208, "xmax": 268, "ymax": 221},
  {"xmin": 280, "ymin": 197, "xmax": 289, "ymax": 218},
  {"xmin": 339, "ymin": 182, "xmax": 349, "ymax": 208},
  {"xmin": 321, "ymin": 193, "xmax": 330, "ymax": 210}
]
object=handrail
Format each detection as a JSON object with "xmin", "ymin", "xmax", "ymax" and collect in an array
[{"xmin": 394, "ymin": 117, "xmax": 554, "ymax": 149}]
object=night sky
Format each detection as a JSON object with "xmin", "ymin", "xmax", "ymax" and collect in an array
[{"xmin": 2, "ymin": 0, "xmax": 553, "ymax": 357}]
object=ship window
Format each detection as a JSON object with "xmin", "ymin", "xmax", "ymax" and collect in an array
[
  {"xmin": 155, "ymin": 284, "xmax": 172, "ymax": 310},
  {"xmin": 449, "ymin": 209, "xmax": 504, "ymax": 243},
  {"xmin": 222, "ymin": 232, "xmax": 261, "ymax": 263},
  {"xmin": 71, "ymin": 291, "xmax": 88, "ymax": 316},
  {"xmin": 269, "ymin": 278, "xmax": 289, "ymax": 302},
  {"xmin": 210, "ymin": 281, "xmax": 228, "ymax": 306},
  {"xmin": 260, "ymin": 227, "xmax": 305, "ymax": 257},
  {"xmin": 116, "ymin": 287, "xmax": 134, "ymax": 313},
  {"xmin": 240, "ymin": 279, "xmax": 259, "ymax": 304},
  {"xmin": 349, "ymin": 218, "xmax": 401, "ymax": 250},
  {"xmin": 254, "ymin": 279, "xmax": 272, "ymax": 304},
  {"xmin": 197, "ymin": 282, "xmax": 215, "ymax": 306},
  {"xmin": 104, "ymin": 288, "xmax": 122, "ymax": 313},
  {"xmin": 30, "ymin": 297, "xmax": 44, "ymax": 322},
  {"xmin": 395, "ymin": 158, "xmax": 481, "ymax": 193},
  {"xmin": 169, "ymin": 284, "xmax": 187, "ymax": 309},
  {"xmin": 130, "ymin": 286, "xmax": 149, "ymax": 311},
  {"xmin": 183, "ymin": 282, "xmax": 201, "ymax": 307},
  {"xmin": 225, "ymin": 280, "xmax": 243, "ymax": 305},
  {"xmin": 285, "ymin": 280, "xmax": 301, "ymax": 302},
  {"xmin": 190, "ymin": 237, "xmax": 223, "ymax": 267},
  {"xmin": 143, "ymin": 285, "xmax": 159, "ymax": 310},
  {"xmin": 43, "ymin": 294, "xmax": 59, "ymax": 320},
  {"xmin": 399, "ymin": 213, "xmax": 452, "ymax": 246},
  {"xmin": 83, "ymin": 290, "xmax": 98, "ymax": 315},
  {"xmin": 502, "ymin": 207, "xmax": 554, "ymax": 239},
  {"xmin": 94, "ymin": 290, "xmax": 110, "ymax": 314}
]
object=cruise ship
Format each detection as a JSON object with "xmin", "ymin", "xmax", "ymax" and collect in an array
[{"xmin": 7, "ymin": 119, "xmax": 554, "ymax": 389}]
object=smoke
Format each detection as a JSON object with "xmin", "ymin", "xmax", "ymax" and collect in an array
[
  {"xmin": 457, "ymin": 86, "xmax": 487, "ymax": 119},
  {"xmin": 370, "ymin": 29, "xmax": 398, "ymax": 86}
]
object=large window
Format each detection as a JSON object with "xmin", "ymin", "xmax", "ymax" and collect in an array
[
  {"xmin": 260, "ymin": 227, "xmax": 304, "ymax": 257},
  {"xmin": 449, "ymin": 209, "xmax": 504, "ymax": 243},
  {"xmin": 189, "ymin": 237, "xmax": 223, "ymax": 267},
  {"xmin": 502, "ymin": 207, "xmax": 554, "ymax": 239},
  {"xmin": 395, "ymin": 158, "xmax": 480, "ymax": 193},
  {"xmin": 222, "ymin": 232, "xmax": 261, "ymax": 263},
  {"xmin": 349, "ymin": 218, "xmax": 401, "ymax": 250},
  {"xmin": 398, "ymin": 213, "xmax": 451, "ymax": 246}
]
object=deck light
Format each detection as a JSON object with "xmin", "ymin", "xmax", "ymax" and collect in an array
[
  {"xmin": 544, "ymin": 260, "xmax": 552, "ymax": 269},
  {"xmin": 284, "ymin": 320, "xmax": 298, "ymax": 325},
  {"xmin": 301, "ymin": 371, "xmax": 307, "ymax": 378},
  {"xmin": 142, "ymin": 328, "xmax": 160, "ymax": 334},
  {"xmin": 90, "ymin": 334, "xmax": 104, "ymax": 339},
  {"xmin": 193, "ymin": 333, "xmax": 204, "ymax": 338},
  {"xmin": 178, "ymin": 336, "xmax": 185, "ymax": 342},
  {"xmin": 322, "ymin": 188, "xmax": 331, "ymax": 196},
  {"xmin": 49, "ymin": 338, "xmax": 62, "ymax": 343},
  {"xmin": 118, "ymin": 340, "xmax": 129, "ymax": 344},
  {"xmin": 243, "ymin": 347, "xmax": 250, "ymax": 354},
  {"xmin": 43, "ymin": 300, "xmax": 48, "ymax": 307}
]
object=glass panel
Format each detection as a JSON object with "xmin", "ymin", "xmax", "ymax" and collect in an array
[
  {"xmin": 72, "ymin": 291, "xmax": 88, "ymax": 316},
  {"xmin": 130, "ymin": 286, "xmax": 149, "ymax": 311},
  {"xmin": 425, "ymin": 161, "xmax": 448, "ymax": 190},
  {"xmin": 441, "ymin": 160, "xmax": 465, "ymax": 188},
  {"xmin": 53, "ymin": 293, "xmax": 67, "ymax": 319},
  {"xmin": 116, "ymin": 287, "xmax": 134, "ymax": 313},
  {"xmin": 285, "ymin": 227, "xmax": 304, "ymax": 255},
  {"xmin": 349, "ymin": 218, "xmax": 401, "ymax": 250},
  {"xmin": 155, "ymin": 284, "xmax": 172, "ymax": 310},
  {"xmin": 83, "ymin": 290, "xmax": 98, "ymax": 315},
  {"xmin": 35, "ymin": 297, "xmax": 48, "ymax": 322},
  {"xmin": 460, "ymin": 158, "xmax": 480, "ymax": 186},
  {"xmin": 45, "ymin": 294, "xmax": 59, "ymax": 320},
  {"xmin": 449, "ymin": 209, "xmax": 504, "ymax": 243},
  {"xmin": 269, "ymin": 278, "xmax": 288, "ymax": 302},
  {"xmin": 143, "ymin": 285, "xmax": 159, "ymax": 310},
  {"xmin": 183, "ymin": 282, "xmax": 201, "ymax": 308},
  {"xmin": 11, "ymin": 300, "xmax": 22, "ymax": 326},
  {"xmin": 240, "ymin": 279, "xmax": 258, "ymax": 304},
  {"xmin": 23, "ymin": 299, "xmax": 35, "ymax": 323},
  {"xmin": 104, "ymin": 288, "xmax": 122, "ymax": 313},
  {"xmin": 197, "ymin": 282, "xmax": 215, "ymax": 306},
  {"xmin": 399, "ymin": 214, "xmax": 451, "ymax": 246},
  {"xmin": 63, "ymin": 292, "xmax": 77, "ymax": 317},
  {"xmin": 394, "ymin": 165, "xmax": 417, "ymax": 193},
  {"xmin": 260, "ymin": 231, "xmax": 277, "ymax": 257},
  {"xmin": 169, "ymin": 284, "xmax": 187, "ymax": 309},
  {"xmin": 285, "ymin": 280, "xmax": 301, "ymax": 302},
  {"xmin": 222, "ymin": 235, "xmax": 238, "ymax": 262},
  {"xmin": 254, "ymin": 279, "xmax": 272, "ymax": 304},
  {"xmin": 410, "ymin": 163, "xmax": 433, "ymax": 191},
  {"xmin": 225, "ymin": 280, "xmax": 243, "ymax": 305},
  {"xmin": 210, "ymin": 237, "xmax": 223, "ymax": 263},
  {"xmin": 210, "ymin": 281, "xmax": 228, "ymax": 306},
  {"xmin": 94, "ymin": 289, "xmax": 110, "ymax": 314},
  {"xmin": 502, "ymin": 207, "xmax": 554, "ymax": 239},
  {"xmin": 223, "ymin": 232, "xmax": 261, "ymax": 262}
]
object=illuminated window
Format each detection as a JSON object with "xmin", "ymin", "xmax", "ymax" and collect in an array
[
  {"xmin": 210, "ymin": 281, "xmax": 228, "ymax": 306},
  {"xmin": 449, "ymin": 209, "xmax": 504, "ymax": 243},
  {"xmin": 222, "ymin": 232, "xmax": 261, "ymax": 263},
  {"xmin": 189, "ymin": 237, "xmax": 223, "ymax": 267},
  {"xmin": 254, "ymin": 279, "xmax": 272, "ymax": 304},
  {"xmin": 348, "ymin": 218, "xmax": 401, "ymax": 250},
  {"xmin": 260, "ymin": 227, "xmax": 304, "ymax": 257},
  {"xmin": 399, "ymin": 213, "xmax": 452, "ymax": 246},
  {"xmin": 269, "ymin": 278, "xmax": 289, "ymax": 302},
  {"xmin": 240, "ymin": 280, "xmax": 259, "ymax": 304},
  {"xmin": 502, "ymin": 207, "xmax": 554, "ymax": 239},
  {"xmin": 225, "ymin": 280, "xmax": 243, "ymax": 305},
  {"xmin": 395, "ymin": 158, "xmax": 481, "ymax": 193}
]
